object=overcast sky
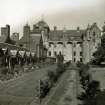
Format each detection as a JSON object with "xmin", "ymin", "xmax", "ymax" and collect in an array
[{"xmin": 0, "ymin": 0, "xmax": 105, "ymax": 37}]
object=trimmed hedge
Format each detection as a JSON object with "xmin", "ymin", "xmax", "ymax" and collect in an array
[
  {"xmin": 39, "ymin": 62, "xmax": 69, "ymax": 100},
  {"xmin": 77, "ymin": 63, "xmax": 101, "ymax": 105}
]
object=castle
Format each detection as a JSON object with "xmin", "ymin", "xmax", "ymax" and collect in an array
[{"xmin": 19, "ymin": 20, "xmax": 101, "ymax": 63}]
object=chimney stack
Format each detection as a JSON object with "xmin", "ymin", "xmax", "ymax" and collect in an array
[
  {"xmin": 54, "ymin": 26, "xmax": 57, "ymax": 31},
  {"xmin": 6, "ymin": 24, "xmax": 10, "ymax": 37},
  {"xmin": 77, "ymin": 26, "xmax": 80, "ymax": 31}
]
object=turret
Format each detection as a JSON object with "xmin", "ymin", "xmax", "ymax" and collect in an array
[{"xmin": 23, "ymin": 23, "xmax": 30, "ymax": 38}]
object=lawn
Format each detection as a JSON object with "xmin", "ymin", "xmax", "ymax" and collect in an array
[{"xmin": 90, "ymin": 67, "xmax": 105, "ymax": 90}]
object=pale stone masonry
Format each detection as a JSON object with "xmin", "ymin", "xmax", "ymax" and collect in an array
[
  {"xmin": 46, "ymin": 22, "xmax": 101, "ymax": 63},
  {"xmin": 19, "ymin": 20, "xmax": 101, "ymax": 63},
  {"xmin": 82, "ymin": 23, "xmax": 101, "ymax": 63}
]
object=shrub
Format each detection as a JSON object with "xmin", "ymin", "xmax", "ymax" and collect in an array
[
  {"xmin": 39, "ymin": 63, "xmax": 66, "ymax": 100},
  {"xmin": 76, "ymin": 61, "xmax": 83, "ymax": 68},
  {"xmin": 47, "ymin": 70, "xmax": 56, "ymax": 83},
  {"xmin": 79, "ymin": 63, "xmax": 90, "ymax": 78},
  {"xmin": 1, "ymin": 67, "xmax": 8, "ymax": 75},
  {"xmin": 40, "ymin": 79, "xmax": 50, "ymax": 99},
  {"xmin": 77, "ymin": 62, "xmax": 101, "ymax": 105}
]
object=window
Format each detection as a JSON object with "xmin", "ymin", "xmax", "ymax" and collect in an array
[
  {"xmin": 49, "ymin": 51, "xmax": 51, "ymax": 56},
  {"xmin": 74, "ymin": 51, "xmax": 76, "ymax": 56},
  {"xmin": 80, "ymin": 52, "xmax": 82, "ymax": 56},
  {"xmin": 93, "ymin": 32, "xmax": 95, "ymax": 36},
  {"xmin": 54, "ymin": 51, "xmax": 57, "ymax": 56},
  {"xmin": 80, "ymin": 58, "xmax": 82, "ymax": 62},
  {"xmin": 59, "ymin": 51, "xmax": 62, "ymax": 55},
  {"xmin": 74, "ymin": 58, "xmax": 76, "ymax": 62}
]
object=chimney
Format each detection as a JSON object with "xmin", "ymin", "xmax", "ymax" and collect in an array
[
  {"xmin": 77, "ymin": 26, "xmax": 80, "ymax": 32},
  {"xmin": 93, "ymin": 22, "xmax": 97, "ymax": 26},
  {"xmin": 6, "ymin": 24, "xmax": 10, "ymax": 37},
  {"xmin": 54, "ymin": 26, "xmax": 57, "ymax": 31}
]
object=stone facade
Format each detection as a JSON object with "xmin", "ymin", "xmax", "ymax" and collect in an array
[
  {"xmin": 19, "ymin": 20, "xmax": 49, "ymax": 59},
  {"xmin": 47, "ymin": 41, "xmax": 83, "ymax": 63},
  {"xmin": 19, "ymin": 20, "xmax": 101, "ymax": 63},
  {"xmin": 46, "ymin": 23, "xmax": 101, "ymax": 63},
  {"xmin": 0, "ymin": 25, "xmax": 15, "ymax": 44},
  {"xmin": 82, "ymin": 23, "xmax": 101, "ymax": 63}
]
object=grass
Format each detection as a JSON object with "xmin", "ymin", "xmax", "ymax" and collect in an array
[
  {"xmin": 0, "ymin": 95, "xmax": 33, "ymax": 105},
  {"xmin": 90, "ymin": 67, "xmax": 105, "ymax": 90},
  {"xmin": 0, "ymin": 64, "xmax": 57, "ymax": 105}
]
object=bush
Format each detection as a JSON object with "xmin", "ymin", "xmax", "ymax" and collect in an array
[
  {"xmin": 39, "ymin": 63, "xmax": 66, "ymax": 100},
  {"xmin": 40, "ymin": 79, "xmax": 50, "ymax": 99},
  {"xmin": 77, "ymin": 62, "xmax": 101, "ymax": 105},
  {"xmin": 76, "ymin": 61, "xmax": 83, "ymax": 68},
  {"xmin": 79, "ymin": 63, "xmax": 90, "ymax": 77},
  {"xmin": 47, "ymin": 70, "xmax": 57, "ymax": 83},
  {"xmin": 1, "ymin": 67, "xmax": 8, "ymax": 75},
  {"xmin": 85, "ymin": 80, "xmax": 100, "ymax": 97}
]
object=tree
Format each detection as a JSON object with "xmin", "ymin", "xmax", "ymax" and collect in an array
[
  {"xmin": 78, "ymin": 80, "xmax": 100, "ymax": 105},
  {"xmin": 92, "ymin": 33, "xmax": 105, "ymax": 65},
  {"xmin": 91, "ymin": 23, "xmax": 105, "ymax": 65}
]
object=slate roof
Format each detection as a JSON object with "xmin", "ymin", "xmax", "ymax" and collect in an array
[
  {"xmin": 0, "ymin": 35, "xmax": 15, "ymax": 44},
  {"xmin": 49, "ymin": 30, "xmax": 85, "ymax": 41}
]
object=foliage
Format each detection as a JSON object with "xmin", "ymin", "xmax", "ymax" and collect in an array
[
  {"xmin": 40, "ymin": 79, "xmax": 50, "ymax": 99},
  {"xmin": 77, "ymin": 63, "xmax": 101, "ymax": 105},
  {"xmin": 95, "ymin": 90, "xmax": 105, "ymax": 105},
  {"xmin": 47, "ymin": 70, "xmax": 57, "ymax": 83},
  {"xmin": 92, "ymin": 33, "xmax": 105, "ymax": 65},
  {"xmin": 76, "ymin": 61, "xmax": 84, "ymax": 68},
  {"xmin": 1, "ymin": 67, "xmax": 8, "ymax": 75},
  {"xmin": 39, "ymin": 54, "xmax": 67, "ymax": 101}
]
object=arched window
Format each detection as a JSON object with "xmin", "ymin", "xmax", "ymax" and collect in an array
[
  {"xmin": 67, "ymin": 42, "xmax": 72, "ymax": 44},
  {"xmin": 54, "ymin": 51, "xmax": 57, "ymax": 56},
  {"xmin": 74, "ymin": 58, "xmax": 76, "ymax": 62},
  {"xmin": 93, "ymin": 32, "xmax": 95, "ymax": 36},
  {"xmin": 59, "ymin": 51, "xmax": 62, "ymax": 55},
  {"xmin": 80, "ymin": 58, "xmax": 82, "ymax": 62},
  {"xmin": 57, "ymin": 42, "xmax": 63, "ymax": 44},
  {"xmin": 49, "ymin": 51, "xmax": 51, "ymax": 56},
  {"xmin": 74, "ymin": 51, "xmax": 76, "ymax": 56},
  {"xmin": 80, "ymin": 52, "xmax": 82, "ymax": 56}
]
